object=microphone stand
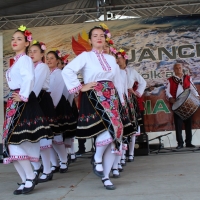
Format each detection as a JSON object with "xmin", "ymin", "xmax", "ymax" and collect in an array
[{"xmin": 149, "ymin": 132, "xmax": 173, "ymax": 154}]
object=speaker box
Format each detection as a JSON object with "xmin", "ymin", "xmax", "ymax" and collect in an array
[{"xmin": 134, "ymin": 134, "xmax": 149, "ymax": 156}]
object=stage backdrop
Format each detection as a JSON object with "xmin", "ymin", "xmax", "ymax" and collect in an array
[{"xmin": 2, "ymin": 15, "xmax": 200, "ymax": 132}]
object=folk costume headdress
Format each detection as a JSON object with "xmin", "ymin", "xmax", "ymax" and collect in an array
[
  {"xmin": 115, "ymin": 48, "xmax": 129, "ymax": 60},
  {"xmin": 32, "ymin": 40, "xmax": 46, "ymax": 51},
  {"xmin": 18, "ymin": 25, "xmax": 33, "ymax": 42}
]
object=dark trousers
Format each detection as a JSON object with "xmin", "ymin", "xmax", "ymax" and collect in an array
[
  {"xmin": 78, "ymin": 139, "xmax": 86, "ymax": 152},
  {"xmin": 174, "ymin": 113, "xmax": 192, "ymax": 146},
  {"xmin": 78, "ymin": 137, "xmax": 96, "ymax": 152},
  {"xmin": 140, "ymin": 111, "xmax": 146, "ymax": 134}
]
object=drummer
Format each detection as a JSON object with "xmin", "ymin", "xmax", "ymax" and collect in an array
[{"xmin": 166, "ymin": 63, "xmax": 199, "ymax": 149}]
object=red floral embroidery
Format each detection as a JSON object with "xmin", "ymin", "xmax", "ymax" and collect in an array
[
  {"xmin": 113, "ymin": 100, "xmax": 118, "ymax": 108},
  {"xmin": 7, "ymin": 109, "xmax": 16, "ymax": 117},
  {"xmin": 108, "ymin": 82, "xmax": 114, "ymax": 88},
  {"xmin": 94, "ymin": 81, "xmax": 123, "ymax": 140},
  {"xmin": 3, "ymin": 130, "xmax": 8, "ymax": 138},
  {"xmin": 95, "ymin": 83, "xmax": 104, "ymax": 92},
  {"xmin": 103, "ymin": 90, "xmax": 111, "ymax": 99},
  {"xmin": 117, "ymin": 126, "xmax": 123, "ymax": 138},
  {"xmin": 111, "ymin": 117, "xmax": 119, "ymax": 126},
  {"xmin": 7, "ymin": 100, "xmax": 12, "ymax": 108},
  {"xmin": 102, "ymin": 101, "xmax": 110, "ymax": 109},
  {"xmin": 111, "ymin": 110, "xmax": 119, "ymax": 117},
  {"xmin": 79, "ymin": 112, "xmax": 98, "ymax": 122}
]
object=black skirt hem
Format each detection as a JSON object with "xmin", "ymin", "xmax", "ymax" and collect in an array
[{"xmin": 8, "ymin": 134, "xmax": 53, "ymax": 145}]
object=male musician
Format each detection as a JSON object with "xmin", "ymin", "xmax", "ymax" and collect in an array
[{"xmin": 166, "ymin": 63, "xmax": 198, "ymax": 149}]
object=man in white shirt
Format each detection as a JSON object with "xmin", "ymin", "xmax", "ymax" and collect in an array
[{"xmin": 165, "ymin": 63, "xmax": 198, "ymax": 149}]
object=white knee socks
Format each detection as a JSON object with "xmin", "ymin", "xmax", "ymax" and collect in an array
[
  {"xmin": 129, "ymin": 135, "xmax": 136, "ymax": 158},
  {"xmin": 50, "ymin": 147, "xmax": 59, "ymax": 170},
  {"xmin": 13, "ymin": 161, "xmax": 26, "ymax": 190},
  {"xmin": 102, "ymin": 144, "xmax": 116, "ymax": 185},
  {"xmin": 52, "ymin": 143, "xmax": 68, "ymax": 169},
  {"xmin": 94, "ymin": 145, "xmax": 108, "ymax": 171},
  {"xmin": 40, "ymin": 148, "xmax": 51, "ymax": 175},
  {"xmin": 31, "ymin": 161, "xmax": 41, "ymax": 172},
  {"xmin": 18, "ymin": 160, "xmax": 35, "ymax": 188},
  {"xmin": 70, "ymin": 138, "xmax": 75, "ymax": 154}
]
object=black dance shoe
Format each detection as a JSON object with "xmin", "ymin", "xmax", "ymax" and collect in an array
[
  {"xmin": 13, "ymin": 183, "xmax": 25, "ymax": 195},
  {"xmin": 51, "ymin": 166, "xmax": 60, "ymax": 173},
  {"xmin": 38, "ymin": 172, "xmax": 53, "ymax": 183},
  {"xmin": 91, "ymin": 156, "xmax": 104, "ymax": 178},
  {"xmin": 186, "ymin": 144, "xmax": 196, "ymax": 148},
  {"xmin": 34, "ymin": 164, "xmax": 43, "ymax": 177},
  {"xmin": 22, "ymin": 176, "xmax": 38, "ymax": 194},
  {"xmin": 102, "ymin": 178, "xmax": 116, "ymax": 190},
  {"xmin": 127, "ymin": 155, "xmax": 134, "ymax": 162},
  {"xmin": 112, "ymin": 169, "xmax": 120, "ymax": 178},
  {"xmin": 59, "ymin": 162, "xmax": 68, "ymax": 173},
  {"xmin": 176, "ymin": 145, "xmax": 183, "ymax": 149}
]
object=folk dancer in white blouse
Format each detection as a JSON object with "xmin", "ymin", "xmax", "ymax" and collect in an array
[
  {"xmin": 110, "ymin": 49, "xmax": 136, "ymax": 175},
  {"xmin": 58, "ymin": 55, "xmax": 78, "ymax": 162},
  {"xmin": 62, "ymin": 85, "xmax": 78, "ymax": 163},
  {"xmin": 46, "ymin": 51, "xmax": 71, "ymax": 173},
  {"xmin": 2, "ymin": 26, "xmax": 52, "ymax": 195},
  {"xmin": 126, "ymin": 62, "xmax": 146, "ymax": 162},
  {"xmin": 29, "ymin": 41, "xmax": 59, "ymax": 183},
  {"xmin": 104, "ymin": 44, "xmax": 134, "ymax": 177},
  {"xmin": 62, "ymin": 26, "xmax": 125, "ymax": 190}
]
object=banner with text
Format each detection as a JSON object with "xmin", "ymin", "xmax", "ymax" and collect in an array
[{"xmin": 2, "ymin": 15, "xmax": 200, "ymax": 132}]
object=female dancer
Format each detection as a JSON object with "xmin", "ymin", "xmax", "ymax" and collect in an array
[
  {"xmin": 46, "ymin": 51, "xmax": 69, "ymax": 173},
  {"xmin": 126, "ymin": 65, "xmax": 146, "ymax": 162},
  {"xmin": 29, "ymin": 40, "xmax": 58, "ymax": 182},
  {"xmin": 62, "ymin": 25, "xmax": 125, "ymax": 190},
  {"xmin": 62, "ymin": 84, "xmax": 78, "ymax": 163},
  {"xmin": 104, "ymin": 43, "xmax": 133, "ymax": 177},
  {"xmin": 2, "ymin": 25, "xmax": 52, "ymax": 195}
]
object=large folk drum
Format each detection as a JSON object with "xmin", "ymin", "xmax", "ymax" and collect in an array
[{"xmin": 172, "ymin": 89, "xmax": 200, "ymax": 120}]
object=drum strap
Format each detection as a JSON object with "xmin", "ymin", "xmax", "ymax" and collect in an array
[{"xmin": 172, "ymin": 76, "xmax": 183, "ymax": 85}]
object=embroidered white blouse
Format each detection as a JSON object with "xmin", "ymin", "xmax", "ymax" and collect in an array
[
  {"xmin": 165, "ymin": 75, "xmax": 199, "ymax": 98},
  {"xmin": 33, "ymin": 62, "xmax": 50, "ymax": 97},
  {"xmin": 6, "ymin": 54, "xmax": 34, "ymax": 102},
  {"xmin": 47, "ymin": 68, "xmax": 65, "ymax": 107},
  {"xmin": 62, "ymin": 50, "xmax": 124, "ymax": 104},
  {"xmin": 120, "ymin": 69, "xmax": 128, "ymax": 97},
  {"xmin": 127, "ymin": 67, "xmax": 146, "ymax": 97}
]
